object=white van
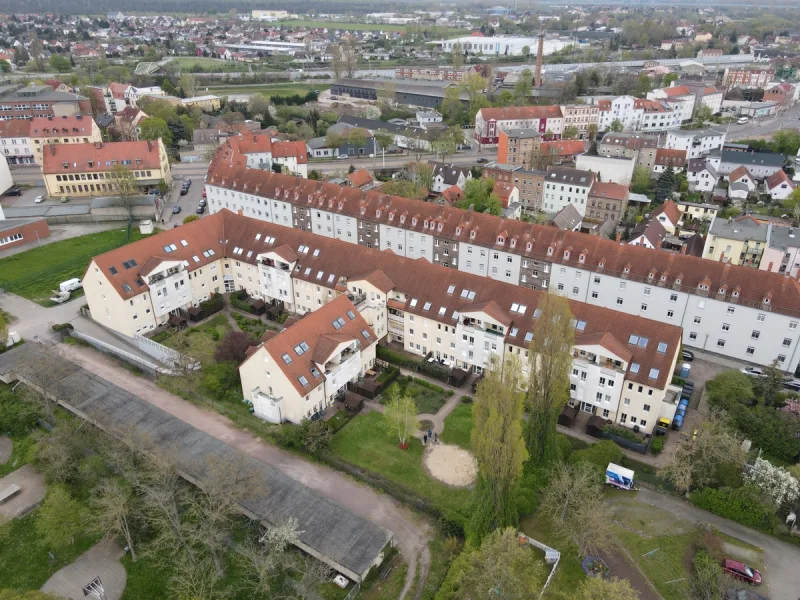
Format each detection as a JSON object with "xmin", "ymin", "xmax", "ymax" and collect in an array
[
  {"xmin": 59, "ymin": 278, "xmax": 83, "ymax": 293},
  {"xmin": 737, "ymin": 116, "xmax": 749, "ymax": 124}
]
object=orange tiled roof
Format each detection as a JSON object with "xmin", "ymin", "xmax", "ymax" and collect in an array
[{"xmin": 42, "ymin": 140, "xmax": 162, "ymax": 174}]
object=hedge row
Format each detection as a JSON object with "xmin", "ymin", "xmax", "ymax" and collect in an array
[
  {"xmin": 691, "ymin": 485, "xmax": 780, "ymax": 533},
  {"xmin": 375, "ymin": 345, "xmax": 451, "ymax": 382},
  {"xmin": 199, "ymin": 293, "xmax": 224, "ymax": 316}
]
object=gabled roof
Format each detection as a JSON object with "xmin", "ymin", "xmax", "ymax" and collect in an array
[
  {"xmin": 630, "ymin": 219, "xmax": 667, "ymax": 247},
  {"xmin": 90, "ymin": 209, "xmax": 684, "ymax": 389},
  {"xmin": 655, "ymin": 148, "xmax": 687, "ymax": 167},
  {"xmin": 351, "ymin": 269, "xmax": 394, "ymax": 293},
  {"xmin": 766, "ymin": 169, "xmax": 793, "ymax": 190},
  {"xmin": 440, "ymin": 185, "xmax": 463, "ymax": 205},
  {"xmin": 729, "ymin": 165, "xmax": 754, "ymax": 183},
  {"xmin": 347, "ymin": 168, "xmax": 373, "ymax": 188},
  {"xmin": 551, "ymin": 203, "xmax": 582, "ymax": 231},
  {"xmin": 42, "ymin": 140, "xmax": 162, "ymax": 174},
  {"xmin": 539, "ymin": 139, "xmax": 586, "ymax": 157},
  {"xmin": 652, "ymin": 200, "xmax": 682, "ymax": 225},
  {"xmin": 661, "ymin": 85, "xmax": 692, "ymax": 97},
  {"xmin": 432, "ymin": 162, "xmax": 470, "ymax": 186},
  {"xmin": 478, "ymin": 105, "xmax": 563, "ymax": 122},
  {"xmin": 721, "ymin": 150, "xmax": 785, "ymax": 168},
  {"xmin": 251, "ymin": 295, "xmax": 376, "ymax": 396},
  {"xmin": 589, "ymin": 181, "xmax": 629, "ymax": 201},
  {"xmin": 461, "ymin": 299, "xmax": 512, "ymax": 327},
  {"xmin": 575, "ymin": 332, "xmax": 633, "ymax": 363}
]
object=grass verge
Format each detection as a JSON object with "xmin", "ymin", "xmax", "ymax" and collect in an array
[
  {"xmin": 0, "ymin": 228, "xmax": 147, "ymax": 306},
  {"xmin": 519, "ymin": 513, "xmax": 586, "ymax": 598},
  {"xmin": 209, "ymin": 82, "xmax": 330, "ymax": 97},
  {"xmin": 441, "ymin": 401, "xmax": 473, "ymax": 450}
]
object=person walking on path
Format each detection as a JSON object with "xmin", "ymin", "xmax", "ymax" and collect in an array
[{"xmin": 423, "ymin": 434, "xmax": 428, "ymax": 445}]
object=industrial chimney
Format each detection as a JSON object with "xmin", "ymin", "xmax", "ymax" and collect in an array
[{"xmin": 535, "ymin": 28, "xmax": 545, "ymax": 87}]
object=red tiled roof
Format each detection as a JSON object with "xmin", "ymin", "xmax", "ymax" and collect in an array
[
  {"xmin": 478, "ymin": 105, "xmax": 563, "ymax": 122},
  {"xmin": 30, "ymin": 115, "xmax": 94, "ymax": 136},
  {"xmin": 539, "ymin": 139, "xmax": 586, "ymax": 157},
  {"xmin": 575, "ymin": 331, "xmax": 633, "ymax": 363},
  {"xmin": 635, "ymin": 99, "xmax": 670, "ymax": 113},
  {"xmin": 203, "ymin": 165, "xmax": 800, "ymax": 321},
  {"xmin": 652, "ymin": 200, "xmax": 682, "ymax": 225},
  {"xmin": 347, "ymin": 168, "xmax": 373, "ymax": 188},
  {"xmin": 351, "ymin": 269, "xmax": 394, "ymax": 293},
  {"xmin": 655, "ymin": 148, "xmax": 687, "ymax": 167},
  {"xmin": 109, "ymin": 82, "xmax": 129, "ymax": 99},
  {"xmin": 492, "ymin": 181, "xmax": 515, "ymax": 200},
  {"xmin": 273, "ymin": 140, "xmax": 308, "ymax": 163},
  {"xmin": 661, "ymin": 85, "xmax": 691, "ymax": 97},
  {"xmin": 42, "ymin": 140, "xmax": 162, "ymax": 174},
  {"xmin": 589, "ymin": 181, "xmax": 629, "ymax": 201},
  {"xmin": 441, "ymin": 185, "xmax": 463, "ymax": 205},
  {"xmin": 729, "ymin": 165, "xmax": 753, "ymax": 183},
  {"xmin": 253, "ymin": 295, "xmax": 376, "ymax": 395},
  {"xmin": 0, "ymin": 120, "xmax": 32, "ymax": 138},
  {"xmin": 88, "ymin": 209, "xmax": 684, "ymax": 389},
  {"xmin": 766, "ymin": 169, "xmax": 793, "ymax": 190}
]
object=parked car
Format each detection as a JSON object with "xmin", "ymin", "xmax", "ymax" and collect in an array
[
  {"xmin": 196, "ymin": 205, "xmax": 205, "ymax": 214},
  {"xmin": 722, "ymin": 560, "xmax": 762, "ymax": 585},
  {"xmin": 737, "ymin": 117, "xmax": 749, "ymax": 124},
  {"xmin": 682, "ymin": 349, "xmax": 694, "ymax": 362},
  {"xmin": 476, "ymin": 158, "xmax": 488, "ymax": 164},
  {"xmin": 183, "ymin": 179, "xmax": 192, "ymax": 188},
  {"xmin": 740, "ymin": 366, "xmax": 766, "ymax": 378},
  {"xmin": 172, "ymin": 205, "xmax": 182, "ymax": 214},
  {"xmin": 60, "ymin": 196, "xmax": 71, "ymax": 203},
  {"xmin": 198, "ymin": 199, "xmax": 207, "ymax": 208},
  {"xmin": 180, "ymin": 186, "xmax": 188, "ymax": 196},
  {"xmin": 784, "ymin": 379, "xmax": 800, "ymax": 392},
  {"xmin": 679, "ymin": 363, "xmax": 691, "ymax": 378},
  {"xmin": 4, "ymin": 186, "xmax": 22, "ymax": 196},
  {"xmin": 34, "ymin": 195, "xmax": 45, "ymax": 204},
  {"xmin": 202, "ymin": 189, "xmax": 207, "ymax": 198}
]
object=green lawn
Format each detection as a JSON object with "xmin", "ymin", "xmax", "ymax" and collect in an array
[
  {"xmin": 381, "ymin": 377, "xmax": 451, "ymax": 415},
  {"xmin": 0, "ymin": 228, "xmax": 147, "ymax": 306},
  {"xmin": 329, "ymin": 411, "xmax": 472, "ymax": 522},
  {"xmin": 0, "ymin": 513, "xmax": 99, "ymax": 592},
  {"xmin": 441, "ymin": 401, "xmax": 473, "ymax": 450},
  {"xmin": 279, "ymin": 19, "xmax": 409, "ymax": 32},
  {"xmin": 155, "ymin": 313, "xmax": 231, "ymax": 366},
  {"xmin": 168, "ymin": 56, "xmax": 251, "ymax": 72},
  {"xmin": 0, "ymin": 434, "xmax": 35, "ymax": 478},
  {"xmin": 361, "ymin": 553, "xmax": 408, "ymax": 600},
  {"xmin": 209, "ymin": 82, "xmax": 330, "ymax": 98}
]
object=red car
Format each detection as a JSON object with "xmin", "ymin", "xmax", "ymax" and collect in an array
[
  {"xmin": 723, "ymin": 559, "xmax": 762, "ymax": 585},
  {"xmin": 202, "ymin": 189, "xmax": 207, "ymax": 198}
]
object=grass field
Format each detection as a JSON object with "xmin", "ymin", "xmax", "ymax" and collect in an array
[
  {"xmin": 441, "ymin": 401, "xmax": 473, "ymax": 450},
  {"xmin": 153, "ymin": 313, "xmax": 231, "ymax": 366},
  {"xmin": 279, "ymin": 20, "xmax": 408, "ymax": 32},
  {"xmin": 381, "ymin": 377, "xmax": 451, "ymax": 415},
  {"xmin": 329, "ymin": 411, "xmax": 472, "ymax": 521},
  {"xmin": 0, "ymin": 228, "xmax": 147, "ymax": 306},
  {"xmin": 209, "ymin": 82, "xmax": 330, "ymax": 98},
  {"xmin": 168, "ymin": 56, "xmax": 251, "ymax": 72}
]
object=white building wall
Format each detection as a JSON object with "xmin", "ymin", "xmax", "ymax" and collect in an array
[{"xmin": 0, "ymin": 154, "xmax": 12, "ymax": 195}]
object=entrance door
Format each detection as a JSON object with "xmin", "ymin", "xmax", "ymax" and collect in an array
[
  {"xmin": 579, "ymin": 401, "xmax": 595, "ymax": 414},
  {"xmin": 223, "ymin": 275, "xmax": 235, "ymax": 293}
]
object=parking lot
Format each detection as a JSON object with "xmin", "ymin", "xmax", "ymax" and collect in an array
[{"xmin": 161, "ymin": 174, "xmax": 207, "ymax": 227}]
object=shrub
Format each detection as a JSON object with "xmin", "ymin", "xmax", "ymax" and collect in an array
[
  {"xmin": 460, "ymin": 395, "xmax": 473, "ymax": 404},
  {"xmin": 230, "ymin": 289, "xmax": 253, "ymax": 313},
  {"xmin": 214, "ymin": 330, "xmax": 256, "ymax": 364},
  {"xmin": 376, "ymin": 365, "xmax": 400, "ymax": 385},
  {"xmin": 568, "ymin": 440, "xmax": 623, "ymax": 473},
  {"xmin": 412, "ymin": 377, "xmax": 444, "ymax": 393},
  {"xmin": 203, "ymin": 362, "xmax": 241, "ymax": 403},
  {"xmin": 199, "ymin": 293, "xmax": 224, "ymax": 316},
  {"xmin": 377, "ymin": 345, "xmax": 418, "ymax": 368},
  {"xmin": 650, "ymin": 436, "xmax": 665, "ymax": 454},
  {"xmin": 603, "ymin": 425, "xmax": 641, "ymax": 443},
  {"xmin": 691, "ymin": 485, "xmax": 780, "ymax": 533},
  {"xmin": 50, "ymin": 323, "xmax": 74, "ymax": 332}
]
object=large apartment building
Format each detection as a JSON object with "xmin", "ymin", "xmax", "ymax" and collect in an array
[
  {"xmin": 203, "ymin": 162, "xmax": 800, "ymax": 374},
  {"xmin": 0, "ymin": 115, "xmax": 102, "ymax": 166},
  {"xmin": 474, "ymin": 106, "xmax": 564, "ymax": 146},
  {"xmin": 83, "ymin": 209, "xmax": 683, "ymax": 433},
  {"xmin": 0, "ymin": 84, "xmax": 92, "ymax": 121},
  {"xmin": 42, "ymin": 139, "xmax": 172, "ymax": 198}
]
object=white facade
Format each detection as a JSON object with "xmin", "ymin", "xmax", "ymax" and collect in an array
[
  {"xmin": 205, "ymin": 181, "xmax": 800, "ymax": 374},
  {"xmin": 702, "ymin": 91, "xmax": 724, "ymax": 114},
  {"xmin": 542, "ymin": 179, "xmax": 592, "ymax": 216},
  {"xmin": 598, "ymin": 96, "xmax": 638, "ymax": 131},
  {"xmin": 0, "ymin": 154, "xmax": 12, "ymax": 195},
  {"xmin": 665, "ymin": 131, "xmax": 725, "ymax": 160},
  {"xmin": 434, "ymin": 35, "xmax": 574, "ymax": 57},
  {"xmin": 687, "ymin": 164, "xmax": 718, "ymax": 192},
  {"xmin": 0, "ymin": 133, "xmax": 35, "ymax": 165},
  {"xmin": 569, "ymin": 343, "xmax": 625, "ymax": 419},
  {"xmin": 575, "ymin": 154, "xmax": 635, "ymax": 185}
]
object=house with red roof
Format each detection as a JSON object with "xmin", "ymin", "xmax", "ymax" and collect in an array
[
  {"xmin": 647, "ymin": 84, "xmax": 696, "ymax": 122},
  {"xmin": 346, "ymin": 169, "xmax": 373, "ymax": 190},
  {"xmin": 492, "ymin": 181, "xmax": 519, "ymax": 209},
  {"xmin": 475, "ymin": 105, "xmax": 564, "ymax": 146},
  {"xmin": 765, "ymin": 169, "xmax": 794, "ymax": 201}
]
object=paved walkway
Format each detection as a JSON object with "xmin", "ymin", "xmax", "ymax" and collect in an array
[
  {"xmin": 62, "ymin": 344, "xmax": 431, "ymax": 600},
  {"xmin": 0, "ymin": 464, "xmax": 46, "ymax": 520},
  {"xmin": 634, "ymin": 487, "xmax": 800, "ymax": 600},
  {"xmin": 41, "ymin": 540, "xmax": 126, "ymax": 600},
  {"xmin": 0, "ymin": 436, "xmax": 11, "ymax": 465}
]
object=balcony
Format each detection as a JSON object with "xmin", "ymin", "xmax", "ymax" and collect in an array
[
  {"xmin": 260, "ymin": 258, "xmax": 290, "ymax": 271},
  {"xmin": 347, "ymin": 292, "xmax": 367, "ymax": 311}
]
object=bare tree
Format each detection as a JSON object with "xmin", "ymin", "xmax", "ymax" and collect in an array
[
  {"xmin": 108, "ymin": 164, "xmax": 139, "ymax": 223},
  {"xmin": 342, "ymin": 40, "xmax": 358, "ymax": 78},
  {"xmin": 540, "ymin": 462, "xmax": 616, "ymax": 557},
  {"xmin": 405, "ymin": 134, "xmax": 429, "ymax": 163},
  {"xmin": 185, "ymin": 454, "xmax": 267, "ymax": 577},
  {"xmin": 170, "ymin": 555, "xmax": 230, "ymax": 600},
  {"xmin": 330, "ymin": 44, "xmax": 343, "ymax": 79},
  {"xmin": 115, "ymin": 119, "xmax": 139, "ymax": 142},
  {"xmin": 16, "ymin": 343, "xmax": 76, "ymax": 425},
  {"xmin": 660, "ymin": 411, "xmax": 745, "ymax": 496},
  {"xmin": 240, "ymin": 519, "xmax": 303, "ymax": 595},
  {"xmin": 90, "ymin": 478, "xmax": 141, "ymax": 561},
  {"xmin": 179, "ymin": 73, "xmax": 198, "ymax": 99}
]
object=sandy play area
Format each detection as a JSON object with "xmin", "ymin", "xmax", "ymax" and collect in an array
[{"xmin": 425, "ymin": 444, "xmax": 477, "ymax": 487}]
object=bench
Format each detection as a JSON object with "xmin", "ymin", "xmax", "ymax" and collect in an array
[{"xmin": 0, "ymin": 483, "xmax": 21, "ymax": 504}]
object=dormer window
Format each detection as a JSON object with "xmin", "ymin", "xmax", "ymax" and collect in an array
[
  {"xmin": 599, "ymin": 260, "xmax": 605, "ymax": 268},
  {"xmin": 470, "ymin": 230, "xmax": 476, "ymax": 239},
  {"xmin": 547, "ymin": 245, "xmax": 554, "ymax": 256},
  {"xmin": 764, "ymin": 295, "xmax": 771, "ymax": 304},
  {"xmin": 732, "ymin": 289, "xmax": 739, "ymax": 297},
  {"xmin": 564, "ymin": 250, "xmax": 570, "ymax": 260},
  {"xmin": 623, "ymin": 265, "xmax": 630, "ymax": 274},
  {"xmin": 388, "ymin": 212, "xmax": 394, "ymax": 221},
  {"xmin": 510, "ymin": 239, "xmax": 516, "ymax": 248},
  {"xmin": 497, "ymin": 236, "xmax": 505, "ymax": 244},
  {"xmin": 660, "ymin": 274, "xmax": 667, "ymax": 281},
  {"xmin": 400, "ymin": 215, "xmax": 405, "ymax": 224},
  {"xmin": 456, "ymin": 227, "xmax": 461, "ymax": 235},
  {"xmin": 578, "ymin": 253, "xmax": 585, "ymax": 264},
  {"xmin": 437, "ymin": 222, "xmax": 443, "ymax": 232},
  {"xmin": 675, "ymin": 277, "xmax": 682, "ymax": 285},
  {"xmin": 376, "ymin": 210, "xmax": 381, "ymax": 218},
  {"xmin": 526, "ymin": 242, "xmax": 532, "ymax": 251},
  {"xmin": 648, "ymin": 270, "xmax": 655, "ymax": 279},
  {"xmin": 718, "ymin": 287, "xmax": 725, "ymax": 294},
  {"xmin": 424, "ymin": 219, "xmax": 429, "ymax": 228},
  {"xmin": 412, "ymin": 217, "xmax": 417, "ymax": 226}
]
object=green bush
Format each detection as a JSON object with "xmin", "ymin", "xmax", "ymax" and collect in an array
[
  {"xmin": 691, "ymin": 485, "xmax": 779, "ymax": 533},
  {"xmin": 460, "ymin": 395, "xmax": 473, "ymax": 404},
  {"xmin": 603, "ymin": 425, "xmax": 641, "ymax": 443},
  {"xmin": 199, "ymin": 293, "xmax": 224, "ymax": 316},
  {"xmin": 50, "ymin": 323, "xmax": 74, "ymax": 332},
  {"xmin": 568, "ymin": 440, "xmax": 623, "ymax": 473},
  {"xmin": 229, "ymin": 290, "xmax": 253, "ymax": 313},
  {"xmin": 0, "ymin": 389, "xmax": 41, "ymax": 436},
  {"xmin": 413, "ymin": 377, "xmax": 445, "ymax": 394},
  {"xmin": 376, "ymin": 365, "xmax": 400, "ymax": 385},
  {"xmin": 650, "ymin": 436, "xmax": 665, "ymax": 454},
  {"xmin": 377, "ymin": 344, "xmax": 419, "ymax": 368}
]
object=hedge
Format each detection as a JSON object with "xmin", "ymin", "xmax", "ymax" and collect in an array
[
  {"xmin": 199, "ymin": 293, "xmax": 224, "ymax": 316},
  {"xmin": 376, "ymin": 345, "xmax": 450, "ymax": 382},
  {"xmin": 230, "ymin": 290, "xmax": 254, "ymax": 314},
  {"xmin": 568, "ymin": 440, "xmax": 623, "ymax": 473},
  {"xmin": 691, "ymin": 485, "xmax": 780, "ymax": 533},
  {"xmin": 412, "ymin": 377, "xmax": 445, "ymax": 394}
]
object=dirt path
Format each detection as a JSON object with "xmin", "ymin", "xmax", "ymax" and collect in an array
[{"xmin": 63, "ymin": 345, "xmax": 431, "ymax": 599}]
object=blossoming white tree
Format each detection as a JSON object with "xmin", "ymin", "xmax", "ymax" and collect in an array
[{"xmin": 744, "ymin": 457, "xmax": 800, "ymax": 509}]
